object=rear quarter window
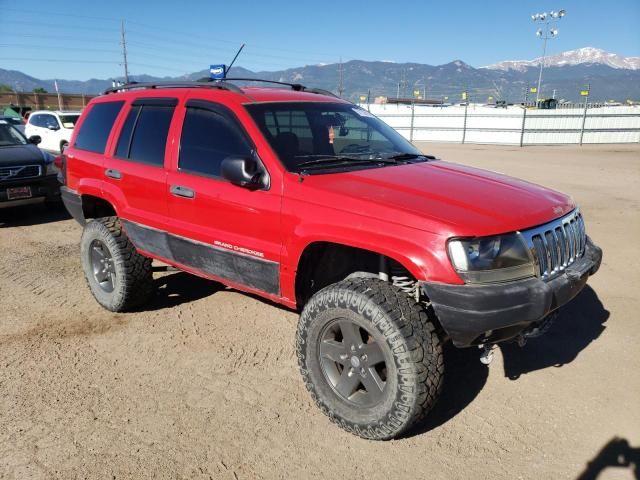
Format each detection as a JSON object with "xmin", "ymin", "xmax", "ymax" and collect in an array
[{"xmin": 74, "ymin": 101, "xmax": 124, "ymax": 153}]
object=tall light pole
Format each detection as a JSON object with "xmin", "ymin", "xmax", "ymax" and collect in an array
[{"xmin": 531, "ymin": 9, "xmax": 565, "ymax": 102}]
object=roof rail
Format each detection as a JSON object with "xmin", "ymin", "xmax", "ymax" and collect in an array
[
  {"xmin": 103, "ymin": 78, "xmax": 340, "ymax": 99},
  {"xmin": 103, "ymin": 80, "xmax": 243, "ymax": 95},
  {"xmin": 223, "ymin": 78, "xmax": 339, "ymax": 98}
]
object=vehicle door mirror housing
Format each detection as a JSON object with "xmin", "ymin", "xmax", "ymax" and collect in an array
[
  {"xmin": 221, "ymin": 155, "xmax": 267, "ymax": 190},
  {"xmin": 28, "ymin": 135, "xmax": 42, "ymax": 145},
  {"xmin": 47, "ymin": 125, "xmax": 60, "ymax": 131}
]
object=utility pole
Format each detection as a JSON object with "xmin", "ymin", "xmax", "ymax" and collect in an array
[
  {"xmin": 120, "ymin": 19, "xmax": 130, "ymax": 84},
  {"xmin": 337, "ymin": 58, "xmax": 344, "ymax": 98},
  {"xmin": 423, "ymin": 77, "xmax": 427, "ymax": 101}
]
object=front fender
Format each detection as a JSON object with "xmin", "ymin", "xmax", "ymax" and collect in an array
[{"xmin": 280, "ymin": 199, "xmax": 463, "ymax": 302}]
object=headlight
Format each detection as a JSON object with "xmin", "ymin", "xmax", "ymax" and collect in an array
[
  {"xmin": 45, "ymin": 162, "xmax": 58, "ymax": 175},
  {"xmin": 448, "ymin": 233, "xmax": 535, "ymax": 283}
]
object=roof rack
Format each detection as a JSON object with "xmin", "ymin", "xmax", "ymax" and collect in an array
[
  {"xmin": 103, "ymin": 80, "xmax": 243, "ymax": 95},
  {"xmin": 223, "ymin": 78, "xmax": 339, "ymax": 98},
  {"xmin": 103, "ymin": 78, "xmax": 339, "ymax": 99}
]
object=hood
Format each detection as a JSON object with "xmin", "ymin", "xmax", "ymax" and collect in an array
[
  {"xmin": 297, "ymin": 160, "xmax": 575, "ymax": 237},
  {"xmin": 0, "ymin": 144, "xmax": 52, "ymax": 167}
]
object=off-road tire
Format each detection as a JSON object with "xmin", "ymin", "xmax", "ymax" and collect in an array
[
  {"xmin": 80, "ymin": 216, "xmax": 153, "ymax": 312},
  {"xmin": 296, "ymin": 278, "xmax": 444, "ymax": 440}
]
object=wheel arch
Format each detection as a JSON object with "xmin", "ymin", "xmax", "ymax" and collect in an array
[
  {"xmin": 80, "ymin": 193, "xmax": 117, "ymax": 220},
  {"xmin": 293, "ymin": 240, "xmax": 427, "ymax": 307}
]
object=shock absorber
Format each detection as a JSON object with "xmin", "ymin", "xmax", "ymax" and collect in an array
[{"xmin": 389, "ymin": 262, "xmax": 420, "ymax": 302}]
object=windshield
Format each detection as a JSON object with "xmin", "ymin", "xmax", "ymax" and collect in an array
[
  {"xmin": 59, "ymin": 114, "xmax": 80, "ymax": 129},
  {"xmin": 2, "ymin": 117, "xmax": 24, "ymax": 126},
  {"xmin": 0, "ymin": 123, "xmax": 27, "ymax": 146},
  {"xmin": 245, "ymin": 102, "xmax": 422, "ymax": 173}
]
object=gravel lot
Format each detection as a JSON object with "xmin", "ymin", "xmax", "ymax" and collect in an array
[{"xmin": 1, "ymin": 144, "xmax": 638, "ymax": 479}]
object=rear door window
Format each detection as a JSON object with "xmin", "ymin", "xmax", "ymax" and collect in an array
[
  {"xmin": 74, "ymin": 101, "xmax": 124, "ymax": 153},
  {"xmin": 115, "ymin": 104, "xmax": 174, "ymax": 167}
]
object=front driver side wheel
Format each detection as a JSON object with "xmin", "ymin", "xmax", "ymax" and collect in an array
[{"xmin": 296, "ymin": 278, "xmax": 444, "ymax": 440}]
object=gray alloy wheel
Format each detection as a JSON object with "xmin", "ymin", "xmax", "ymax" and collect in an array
[
  {"xmin": 318, "ymin": 318, "xmax": 388, "ymax": 407},
  {"xmin": 89, "ymin": 239, "xmax": 116, "ymax": 293}
]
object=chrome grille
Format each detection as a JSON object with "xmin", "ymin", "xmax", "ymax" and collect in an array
[
  {"xmin": 521, "ymin": 209, "xmax": 586, "ymax": 280},
  {"xmin": 0, "ymin": 164, "xmax": 42, "ymax": 181}
]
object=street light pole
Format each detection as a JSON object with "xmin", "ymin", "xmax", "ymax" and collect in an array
[
  {"xmin": 531, "ymin": 9, "xmax": 565, "ymax": 103},
  {"xmin": 535, "ymin": 29, "xmax": 549, "ymax": 103}
]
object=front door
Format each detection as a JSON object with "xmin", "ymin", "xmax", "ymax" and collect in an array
[{"xmin": 165, "ymin": 98, "xmax": 282, "ymax": 296}]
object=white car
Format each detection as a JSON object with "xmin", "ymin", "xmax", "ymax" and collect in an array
[{"xmin": 25, "ymin": 110, "xmax": 81, "ymax": 153}]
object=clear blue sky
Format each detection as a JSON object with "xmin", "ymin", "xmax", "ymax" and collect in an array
[{"xmin": 1, "ymin": 0, "xmax": 638, "ymax": 81}]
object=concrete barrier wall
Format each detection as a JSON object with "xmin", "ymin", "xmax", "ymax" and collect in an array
[{"xmin": 362, "ymin": 103, "xmax": 640, "ymax": 145}]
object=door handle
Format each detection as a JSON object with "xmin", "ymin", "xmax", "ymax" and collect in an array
[
  {"xmin": 170, "ymin": 185, "xmax": 195, "ymax": 199},
  {"xmin": 105, "ymin": 168, "xmax": 122, "ymax": 180}
]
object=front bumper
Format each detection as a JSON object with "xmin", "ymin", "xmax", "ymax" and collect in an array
[
  {"xmin": 0, "ymin": 174, "xmax": 60, "ymax": 207},
  {"xmin": 421, "ymin": 237, "xmax": 603, "ymax": 347}
]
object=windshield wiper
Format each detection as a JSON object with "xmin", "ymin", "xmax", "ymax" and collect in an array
[
  {"xmin": 383, "ymin": 152, "xmax": 435, "ymax": 161},
  {"xmin": 296, "ymin": 155, "xmax": 397, "ymax": 170}
]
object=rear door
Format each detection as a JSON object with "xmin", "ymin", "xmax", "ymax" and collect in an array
[
  {"xmin": 102, "ymin": 97, "xmax": 179, "ymax": 234},
  {"xmin": 163, "ymin": 98, "xmax": 283, "ymax": 296}
]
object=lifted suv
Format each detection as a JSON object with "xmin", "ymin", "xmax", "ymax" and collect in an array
[{"xmin": 60, "ymin": 79, "xmax": 602, "ymax": 440}]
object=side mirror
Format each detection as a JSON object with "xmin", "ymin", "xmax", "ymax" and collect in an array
[
  {"xmin": 47, "ymin": 125, "xmax": 60, "ymax": 131},
  {"xmin": 28, "ymin": 135, "xmax": 42, "ymax": 145},
  {"xmin": 221, "ymin": 155, "xmax": 266, "ymax": 189}
]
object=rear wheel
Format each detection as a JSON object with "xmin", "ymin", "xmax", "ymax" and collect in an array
[
  {"xmin": 296, "ymin": 278, "xmax": 443, "ymax": 440},
  {"xmin": 80, "ymin": 216, "xmax": 153, "ymax": 312}
]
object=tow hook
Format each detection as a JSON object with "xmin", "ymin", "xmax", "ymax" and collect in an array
[
  {"xmin": 516, "ymin": 311, "xmax": 559, "ymax": 347},
  {"xmin": 479, "ymin": 344, "xmax": 495, "ymax": 365}
]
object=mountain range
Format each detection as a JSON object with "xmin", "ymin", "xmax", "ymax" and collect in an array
[
  {"xmin": 1, "ymin": 47, "xmax": 638, "ymax": 103},
  {"xmin": 485, "ymin": 47, "xmax": 640, "ymax": 72}
]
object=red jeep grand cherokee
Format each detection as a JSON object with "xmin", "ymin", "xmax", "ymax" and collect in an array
[{"xmin": 60, "ymin": 79, "xmax": 602, "ymax": 440}]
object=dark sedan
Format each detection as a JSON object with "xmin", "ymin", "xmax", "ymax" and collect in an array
[{"xmin": 0, "ymin": 120, "xmax": 60, "ymax": 208}]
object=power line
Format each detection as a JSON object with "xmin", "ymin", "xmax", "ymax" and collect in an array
[
  {"xmin": 0, "ymin": 32, "xmax": 117, "ymax": 43},
  {"xmin": 0, "ymin": 44, "xmax": 120, "ymax": 55},
  {"xmin": 0, "ymin": 57, "xmax": 120, "ymax": 64},
  {"xmin": 4, "ymin": 19, "xmax": 120, "ymax": 33},
  {"xmin": 1, "ymin": 8, "xmax": 347, "ymax": 61}
]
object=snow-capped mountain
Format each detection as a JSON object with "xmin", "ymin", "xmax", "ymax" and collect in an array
[{"xmin": 484, "ymin": 47, "xmax": 640, "ymax": 72}]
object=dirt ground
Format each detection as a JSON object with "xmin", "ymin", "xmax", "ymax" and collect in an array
[{"xmin": 1, "ymin": 143, "xmax": 639, "ymax": 480}]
